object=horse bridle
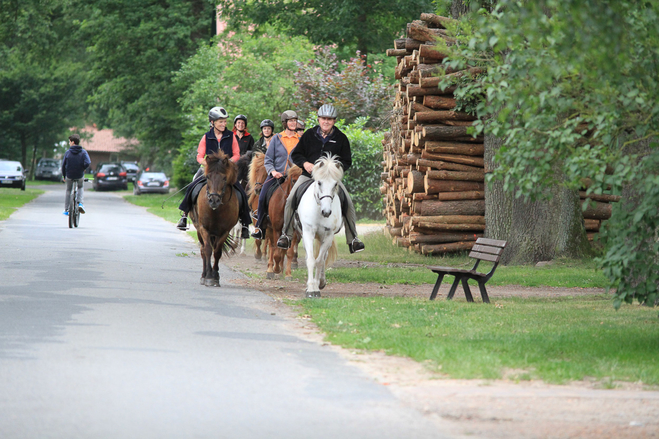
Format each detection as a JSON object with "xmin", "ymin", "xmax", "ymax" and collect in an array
[
  {"xmin": 206, "ymin": 179, "xmax": 229, "ymax": 207},
  {"xmin": 315, "ymin": 182, "xmax": 336, "ymax": 205}
]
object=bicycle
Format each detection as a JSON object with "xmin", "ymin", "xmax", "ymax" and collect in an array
[{"xmin": 68, "ymin": 178, "xmax": 89, "ymax": 228}]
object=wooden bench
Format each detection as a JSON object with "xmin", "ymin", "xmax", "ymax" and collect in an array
[{"xmin": 427, "ymin": 238, "xmax": 507, "ymax": 303}]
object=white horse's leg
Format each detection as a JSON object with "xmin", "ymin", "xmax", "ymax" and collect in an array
[
  {"xmin": 302, "ymin": 228, "xmax": 318, "ymax": 296},
  {"xmin": 315, "ymin": 234, "xmax": 334, "ymax": 292}
]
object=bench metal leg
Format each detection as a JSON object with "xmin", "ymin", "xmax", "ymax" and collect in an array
[
  {"xmin": 461, "ymin": 278, "xmax": 474, "ymax": 302},
  {"xmin": 478, "ymin": 281, "xmax": 490, "ymax": 304},
  {"xmin": 429, "ymin": 274, "xmax": 445, "ymax": 300},
  {"xmin": 446, "ymin": 276, "xmax": 461, "ymax": 300}
]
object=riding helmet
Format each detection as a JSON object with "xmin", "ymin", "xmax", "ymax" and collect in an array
[
  {"xmin": 317, "ymin": 104, "xmax": 338, "ymax": 119},
  {"xmin": 209, "ymin": 106, "xmax": 228, "ymax": 121},
  {"xmin": 260, "ymin": 119, "xmax": 275, "ymax": 129},
  {"xmin": 234, "ymin": 114, "xmax": 247, "ymax": 125},
  {"xmin": 280, "ymin": 110, "xmax": 298, "ymax": 124}
]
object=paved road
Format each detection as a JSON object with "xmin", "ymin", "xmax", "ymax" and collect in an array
[{"xmin": 0, "ymin": 185, "xmax": 448, "ymax": 439}]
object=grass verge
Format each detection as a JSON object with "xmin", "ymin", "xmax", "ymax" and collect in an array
[
  {"xmin": 123, "ymin": 191, "xmax": 182, "ymax": 224},
  {"xmin": 0, "ymin": 188, "xmax": 44, "ymax": 221},
  {"xmin": 299, "ymin": 295, "xmax": 659, "ymax": 386}
]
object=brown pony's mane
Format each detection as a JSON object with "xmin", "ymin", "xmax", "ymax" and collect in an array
[
  {"xmin": 248, "ymin": 152, "xmax": 268, "ymax": 197},
  {"xmin": 205, "ymin": 151, "xmax": 237, "ymax": 186},
  {"xmin": 287, "ymin": 165, "xmax": 302, "ymax": 179}
]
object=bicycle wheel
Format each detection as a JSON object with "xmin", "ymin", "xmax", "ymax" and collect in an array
[{"xmin": 68, "ymin": 186, "xmax": 76, "ymax": 228}]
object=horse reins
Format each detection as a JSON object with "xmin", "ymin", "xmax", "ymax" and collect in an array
[{"xmin": 206, "ymin": 179, "xmax": 229, "ymax": 207}]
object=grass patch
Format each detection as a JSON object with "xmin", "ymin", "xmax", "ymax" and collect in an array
[
  {"xmin": 299, "ymin": 295, "xmax": 659, "ymax": 385},
  {"xmin": 123, "ymin": 191, "xmax": 183, "ymax": 224},
  {"xmin": 27, "ymin": 179, "xmax": 63, "ymax": 186},
  {"xmin": 0, "ymin": 188, "xmax": 44, "ymax": 221}
]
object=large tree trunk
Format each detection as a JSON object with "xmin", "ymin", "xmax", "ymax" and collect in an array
[
  {"xmin": 450, "ymin": 0, "xmax": 469, "ymax": 19},
  {"xmin": 484, "ymin": 133, "xmax": 590, "ymax": 265}
]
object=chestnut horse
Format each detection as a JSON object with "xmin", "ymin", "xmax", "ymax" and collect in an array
[
  {"xmin": 189, "ymin": 151, "xmax": 239, "ymax": 287},
  {"xmin": 248, "ymin": 152, "xmax": 269, "ymax": 261},
  {"xmin": 265, "ymin": 165, "xmax": 302, "ymax": 280}
]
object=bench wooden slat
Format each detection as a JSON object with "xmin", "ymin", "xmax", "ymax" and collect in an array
[
  {"xmin": 474, "ymin": 237, "xmax": 507, "ymax": 248},
  {"xmin": 467, "ymin": 251, "xmax": 501, "ymax": 262},
  {"xmin": 428, "ymin": 266, "xmax": 474, "ymax": 275},
  {"xmin": 471, "ymin": 244, "xmax": 504, "ymax": 256}
]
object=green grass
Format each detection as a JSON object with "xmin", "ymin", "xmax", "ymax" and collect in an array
[
  {"xmin": 123, "ymin": 191, "xmax": 183, "ymax": 224},
  {"xmin": 299, "ymin": 295, "xmax": 659, "ymax": 385},
  {"xmin": 27, "ymin": 179, "xmax": 63, "ymax": 186},
  {"xmin": 0, "ymin": 188, "xmax": 44, "ymax": 220}
]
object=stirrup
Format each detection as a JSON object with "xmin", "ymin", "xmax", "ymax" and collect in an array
[
  {"xmin": 349, "ymin": 238, "xmax": 365, "ymax": 254},
  {"xmin": 251, "ymin": 228, "xmax": 264, "ymax": 239},
  {"xmin": 177, "ymin": 216, "xmax": 188, "ymax": 231},
  {"xmin": 277, "ymin": 234, "xmax": 291, "ymax": 249}
]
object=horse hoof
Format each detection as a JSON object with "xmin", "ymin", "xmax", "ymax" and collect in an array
[
  {"xmin": 314, "ymin": 291, "xmax": 321, "ymax": 298},
  {"xmin": 291, "ymin": 262, "xmax": 298, "ymax": 270},
  {"xmin": 305, "ymin": 290, "xmax": 315, "ymax": 298},
  {"xmin": 255, "ymin": 255, "xmax": 261, "ymax": 261},
  {"xmin": 200, "ymin": 277, "xmax": 205, "ymax": 285},
  {"xmin": 204, "ymin": 278, "xmax": 219, "ymax": 287},
  {"xmin": 319, "ymin": 279, "xmax": 327, "ymax": 290},
  {"xmin": 274, "ymin": 273, "xmax": 281, "ymax": 280},
  {"xmin": 266, "ymin": 272, "xmax": 274, "ymax": 280}
]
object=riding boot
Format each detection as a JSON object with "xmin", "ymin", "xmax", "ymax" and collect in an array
[
  {"xmin": 241, "ymin": 225, "xmax": 250, "ymax": 239},
  {"xmin": 251, "ymin": 228, "xmax": 264, "ymax": 239},
  {"xmin": 177, "ymin": 215, "xmax": 188, "ymax": 231},
  {"xmin": 349, "ymin": 237, "xmax": 365, "ymax": 254},
  {"xmin": 277, "ymin": 234, "xmax": 291, "ymax": 249}
]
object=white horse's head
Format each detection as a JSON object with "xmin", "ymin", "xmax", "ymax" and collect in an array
[{"xmin": 312, "ymin": 154, "xmax": 344, "ymax": 218}]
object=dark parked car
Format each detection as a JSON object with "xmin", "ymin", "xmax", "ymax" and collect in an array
[
  {"xmin": 0, "ymin": 160, "xmax": 26, "ymax": 190},
  {"xmin": 121, "ymin": 161, "xmax": 140, "ymax": 183},
  {"xmin": 133, "ymin": 171, "xmax": 170, "ymax": 195},
  {"xmin": 93, "ymin": 162, "xmax": 128, "ymax": 191},
  {"xmin": 35, "ymin": 158, "xmax": 63, "ymax": 181}
]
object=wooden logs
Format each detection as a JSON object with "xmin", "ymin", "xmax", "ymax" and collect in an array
[
  {"xmin": 421, "ymin": 241, "xmax": 475, "ymax": 255},
  {"xmin": 406, "ymin": 170, "xmax": 425, "ymax": 194},
  {"xmin": 582, "ymin": 200, "xmax": 612, "ymax": 220},
  {"xmin": 414, "ymin": 199, "xmax": 485, "ymax": 216},
  {"xmin": 421, "ymin": 150, "xmax": 485, "ymax": 167},
  {"xmin": 414, "ymin": 110, "xmax": 477, "ymax": 124},
  {"xmin": 416, "ymin": 159, "xmax": 482, "ymax": 172},
  {"xmin": 409, "ymin": 233, "xmax": 482, "ymax": 245},
  {"xmin": 423, "ymin": 95, "xmax": 456, "ymax": 109},
  {"xmin": 425, "ymin": 170, "xmax": 484, "ymax": 181},
  {"xmin": 424, "ymin": 178, "xmax": 484, "ymax": 194},
  {"xmin": 424, "ymin": 141, "xmax": 484, "ymax": 156}
]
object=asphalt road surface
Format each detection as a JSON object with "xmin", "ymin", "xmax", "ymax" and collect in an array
[{"xmin": 0, "ymin": 185, "xmax": 448, "ymax": 439}]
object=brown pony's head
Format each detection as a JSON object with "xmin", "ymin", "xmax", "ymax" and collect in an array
[
  {"xmin": 248, "ymin": 152, "xmax": 268, "ymax": 197},
  {"xmin": 204, "ymin": 151, "xmax": 237, "ymax": 210}
]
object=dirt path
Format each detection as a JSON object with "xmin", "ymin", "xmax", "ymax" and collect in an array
[{"xmin": 224, "ymin": 252, "xmax": 659, "ymax": 438}]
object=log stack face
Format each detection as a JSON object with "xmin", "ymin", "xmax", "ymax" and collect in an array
[{"xmin": 381, "ymin": 13, "xmax": 618, "ymax": 254}]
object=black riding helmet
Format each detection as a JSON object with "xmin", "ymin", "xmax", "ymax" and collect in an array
[
  {"xmin": 234, "ymin": 114, "xmax": 247, "ymax": 125},
  {"xmin": 260, "ymin": 119, "xmax": 275, "ymax": 130}
]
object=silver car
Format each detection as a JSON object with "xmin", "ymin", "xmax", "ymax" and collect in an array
[
  {"xmin": 0, "ymin": 160, "xmax": 26, "ymax": 190},
  {"xmin": 35, "ymin": 158, "xmax": 63, "ymax": 181}
]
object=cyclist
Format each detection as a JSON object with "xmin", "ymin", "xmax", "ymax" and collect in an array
[
  {"xmin": 233, "ymin": 114, "xmax": 254, "ymax": 156},
  {"xmin": 61, "ymin": 134, "xmax": 91, "ymax": 215},
  {"xmin": 276, "ymin": 104, "xmax": 365, "ymax": 253},
  {"xmin": 176, "ymin": 106, "xmax": 251, "ymax": 238},
  {"xmin": 253, "ymin": 119, "xmax": 275, "ymax": 154},
  {"xmin": 251, "ymin": 110, "xmax": 301, "ymax": 239}
]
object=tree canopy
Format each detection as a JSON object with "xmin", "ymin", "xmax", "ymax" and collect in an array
[
  {"xmin": 215, "ymin": 0, "xmax": 433, "ymax": 57},
  {"xmin": 435, "ymin": 0, "xmax": 659, "ymax": 306}
]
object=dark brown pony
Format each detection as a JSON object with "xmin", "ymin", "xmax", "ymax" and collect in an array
[
  {"xmin": 189, "ymin": 151, "xmax": 239, "ymax": 287},
  {"xmin": 265, "ymin": 165, "xmax": 302, "ymax": 280},
  {"xmin": 248, "ymin": 152, "xmax": 269, "ymax": 260}
]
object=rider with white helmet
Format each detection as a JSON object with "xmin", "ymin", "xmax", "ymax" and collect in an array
[
  {"xmin": 276, "ymin": 104, "xmax": 365, "ymax": 253},
  {"xmin": 176, "ymin": 106, "xmax": 251, "ymax": 238}
]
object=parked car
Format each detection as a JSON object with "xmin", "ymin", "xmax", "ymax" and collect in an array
[
  {"xmin": 121, "ymin": 161, "xmax": 140, "ymax": 183},
  {"xmin": 93, "ymin": 162, "xmax": 128, "ymax": 191},
  {"xmin": 35, "ymin": 158, "xmax": 63, "ymax": 181},
  {"xmin": 133, "ymin": 171, "xmax": 170, "ymax": 195},
  {"xmin": 0, "ymin": 160, "xmax": 26, "ymax": 190}
]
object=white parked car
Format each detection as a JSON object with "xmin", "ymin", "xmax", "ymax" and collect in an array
[{"xmin": 0, "ymin": 160, "xmax": 26, "ymax": 191}]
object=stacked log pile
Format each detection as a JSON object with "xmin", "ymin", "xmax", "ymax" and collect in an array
[{"xmin": 381, "ymin": 13, "xmax": 617, "ymax": 254}]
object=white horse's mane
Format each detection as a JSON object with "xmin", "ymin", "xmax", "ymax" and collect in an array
[{"xmin": 312, "ymin": 154, "xmax": 343, "ymax": 181}]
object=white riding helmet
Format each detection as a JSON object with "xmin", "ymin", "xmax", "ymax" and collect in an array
[
  {"xmin": 317, "ymin": 104, "xmax": 338, "ymax": 119},
  {"xmin": 209, "ymin": 106, "xmax": 228, "ymax": 121}
]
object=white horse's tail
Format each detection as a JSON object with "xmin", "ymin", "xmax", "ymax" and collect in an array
[{"xmin": 313, "ymin": 238, "xmax": 338, "ymax": 268}]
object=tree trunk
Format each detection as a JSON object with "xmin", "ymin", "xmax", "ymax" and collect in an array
[
  {"xmin": 484, "ymin": 133, "xmax": 590, "ymax": 265},
  {"xmin": 450, "ymin": 0, "xmax": 470, "ymax": 19}
]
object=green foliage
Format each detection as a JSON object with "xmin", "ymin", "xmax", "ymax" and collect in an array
[
  {"xmin": 77, "ymin": 0, "xmax": 217, "ymax": 170},
  {"xmin": 0, "ymin": 0, "xmax": 87, "ymax": 168},
  {"xmin": 435, "ymin": 1, "xmax": 659, "ymax": 306},
  {"xmin": 215, "ymin": 0, "xmax": 433, "ymax": 57},
  {"xmin": 300, "ymin": 296, "xmax": 659, "ymax": 384},
  {"xmin": 293, "ymin": 47, "xmax": 393, "ymax": 126}
]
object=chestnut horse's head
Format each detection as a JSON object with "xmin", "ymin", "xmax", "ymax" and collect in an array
[{"xmin": 204, "ymin": 151, "xmax": 237, "ymax": 211}]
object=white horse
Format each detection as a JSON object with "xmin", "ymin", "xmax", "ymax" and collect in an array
[{"xmin": 296, "ymin": 154, "xmax": 342, "ymax": 298}]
